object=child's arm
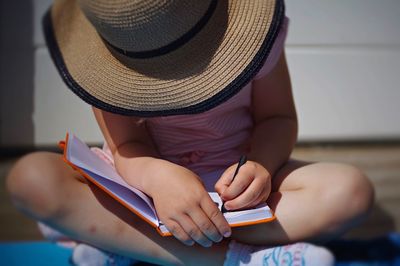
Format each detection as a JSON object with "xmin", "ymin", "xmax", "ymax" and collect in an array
[
  {"xmin": 215, "ymin": 51, "xmax": 297, "ymax": 211},
  {"xmin": 93, "ymin": 108, "xmax": 231, "ymax": 246},
  {"xmin": 92, "ymin": 107, "xmax": 159, "ymax": 192},
  {"xmin": 250, "ymin": 51, "xmax": 298, "ymax": 176}
]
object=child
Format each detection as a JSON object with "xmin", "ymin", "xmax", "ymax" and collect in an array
[{"xmin": 7, "ymin": 0, "xmax": 374, "ymax": 265}]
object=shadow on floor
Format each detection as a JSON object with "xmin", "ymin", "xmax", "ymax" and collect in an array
[{"xmin": 344, "ymin": 204, "xmax": 397, "ymax": 239}]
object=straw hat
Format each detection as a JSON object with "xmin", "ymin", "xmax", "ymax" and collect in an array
[{"xmin": 43, "ymin": 0, "xmax": 285, "ymax": 116}]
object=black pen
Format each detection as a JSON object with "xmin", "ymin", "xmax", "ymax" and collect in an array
[{"xmin": 221, "ymin": 155, "xmax": 247, "ymax": 213}]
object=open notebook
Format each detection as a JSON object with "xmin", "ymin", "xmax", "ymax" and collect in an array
[{"xmin": 61, "ymin": 133, "xmax": 275, "ymax": 236}]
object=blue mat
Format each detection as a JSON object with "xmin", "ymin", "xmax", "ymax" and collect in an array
[
  {"xmin": 0, "ymin": 241, "xmax": 72, "ymax": 266},
  {"xmin": 327, "ymin": 233, "xmax": 400, "ymax": 266},
  {"xmin": 0, "ymin": 242, "xmax": 157, "ymax": 266}
]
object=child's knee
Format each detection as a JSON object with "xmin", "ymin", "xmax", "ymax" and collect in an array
[
  {"xmin": 340, "ymin": 165, "xmax": 374, "ymax": 218},
  {"xmin": 6, "ymin": 152, "xmax": 63, "ymax": 220},
  {"xmin": 320, "ymin": 164, "xmax": 374, "ymax": 229}
]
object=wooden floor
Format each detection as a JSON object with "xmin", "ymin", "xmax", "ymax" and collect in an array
[{"xmin": 1, "ymin": 143, "xmax": 399, "ymax": 241}]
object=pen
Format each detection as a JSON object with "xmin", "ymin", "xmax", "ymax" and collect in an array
[{"xmin": 221, "ymin": 155, "xmax": 247, "ymax": 213}]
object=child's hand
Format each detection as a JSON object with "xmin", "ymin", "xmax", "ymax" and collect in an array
[
  {"xmin": 146, "ymin": 161, "xmax": 231, "ymax": 247},
  {"xmin": 215, "ymin": 161, "xmax": 272, "ymax": 211}
]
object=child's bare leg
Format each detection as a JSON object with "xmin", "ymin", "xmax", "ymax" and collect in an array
[
  {"xmin": 232, "ymin": 160, "xmax": 375, "ymax": 245},
  {"xmin": 6, "ymin": 152, "xmax": 373, "ymax": 264},
  {"xmin": 6, "ymin": 152, "xmax": 228, "ymax": 266}
]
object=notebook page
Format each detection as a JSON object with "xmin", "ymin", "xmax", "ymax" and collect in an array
[
  {"xmin": 82, "ymin": 168, "xmax": 158, "ymax": 226},
  {"xmin": 66, "ymin": 134, "xmax": 158, "ymax": 223},
  {"xmin": 209, "ymin": 192, "xmax": 272, "ymax": 224},
  {"xmin": 224, "ymin": 204, "xmax": 272, "ymax": 224}
]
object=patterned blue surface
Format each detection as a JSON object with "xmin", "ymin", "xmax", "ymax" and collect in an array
[{"xmin": 1, "ymin": 235, "xmax": 399, "ymax": 266}]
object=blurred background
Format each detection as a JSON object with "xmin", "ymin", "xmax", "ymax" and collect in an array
[{"xmin": 0, "ymin": 0, "xmax": 399, "ymax": 248}]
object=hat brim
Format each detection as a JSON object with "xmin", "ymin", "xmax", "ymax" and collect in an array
[{"xmin": 44, "ymin": 0, "xmax": 285, "ymax": 117}]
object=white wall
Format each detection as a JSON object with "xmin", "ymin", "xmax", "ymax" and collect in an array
[
  {"xmin": 1, "ymin": 0, "xmax": 400, "ymax": 147},
  {"xmin": 285, "ymin": 0, "xmax": 400, "ymax": 141}
]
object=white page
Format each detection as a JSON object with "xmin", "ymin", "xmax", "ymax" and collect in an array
[
  {"xmin": 209, "ymin": 192, "xmax": 272, "ymax": 224},
  {"xmin": 208, "ymin": 192, "xmax": 223, "ymax": 210},
  {"xmin": 82, "ymin": 168, "xmax": 158, "ymax": 225},
  {"xmin": 66, "ymin": 133, "xmax": 159, "ymax": 225}
]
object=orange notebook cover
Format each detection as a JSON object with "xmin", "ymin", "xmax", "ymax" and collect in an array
[{"xmin": 61, "ymin": 133, "xmax": 276, "ymax": 237}]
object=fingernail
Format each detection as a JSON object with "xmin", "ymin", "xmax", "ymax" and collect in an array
[
  {"xmin": 224, "ymin": 231, "xmax": 231, "ymax": 238},
  {"xmin": 216, "ymin": 236, "xmax": 223, "ymax": 242},
  {"xmin": 204, "ymin": 242, "xmax": 212, "ymax": 248}
]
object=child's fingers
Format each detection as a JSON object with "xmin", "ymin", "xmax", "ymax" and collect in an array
[
  {"xmin": 163, "ymin": 219, "xmax": 195, "ymax": 246},
  {"xmin": 214, "ymin": 166, "xmax": 236, "ymax": 194},
  {"xmin": 224, "ymin": 177, "xmax": 264, "ymax": 211},
  {"xmin": 200, "ymin": 197, "xmax": 231, "ymax": 238},
  {"xmin": 239, "ymin": 185, "xmax": 269, "ymax": 210},
  {"xmin": 221, "ymin": 172, "xmax": 254, "ymax": 201},
  {"xmin": 176, "ymin": 213, "xmax": 214, "ymax": 247},
  {"xmin": 186, "ymin": 208, "xmax": 221, "ymax": 245},
  {"xmin": 245, "ymin": 189, "xmax": 269, "ymax": 209}
]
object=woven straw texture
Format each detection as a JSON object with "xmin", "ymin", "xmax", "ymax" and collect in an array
[{"xmin": 50, "ymin": 0, "xmax": 277, "ymax": 113}]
